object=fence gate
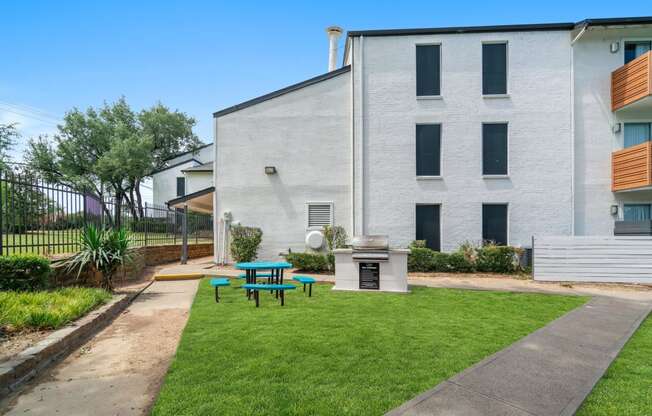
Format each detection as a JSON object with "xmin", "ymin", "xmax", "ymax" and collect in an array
[{"xmin": 533, "ymin": 236, "xmax": 652, "ymax": 284}]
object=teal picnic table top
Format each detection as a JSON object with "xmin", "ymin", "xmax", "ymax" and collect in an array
[{"xmin": 235, "ymin": 261, "xmax": 293, "ymax": 270}]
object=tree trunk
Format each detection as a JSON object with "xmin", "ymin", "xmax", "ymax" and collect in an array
[{"xmin": 134, "ymin": 178, "xmax": 144, "ymax": 218}]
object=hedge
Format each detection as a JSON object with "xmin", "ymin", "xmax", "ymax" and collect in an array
[
  {"xmin": 0, "ymin": 254, "xmax": 52, "ymax": 291},
  {"xmin": 408, "ymin": 243, "xmax": 521, "ymax": 274},
  {"xmin": 286, "ymin": 252, "xmax": 331, "ymax": 273}
]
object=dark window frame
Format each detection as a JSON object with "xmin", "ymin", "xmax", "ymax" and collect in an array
[
  {"xmin": 176, "ymin": 177, "xmax": 186, "ymax": 197},
  {"xmin": 482, "ymin": 203, "xmax": 509, "ymax": 246},
  {"xmin": 482, "ymin": 42, "xmax": 508, "ymax": 95},
  {"xmin": 416, "ymin": 44, "xmax": 442, "ymax": 97},
  {"xmin": 482, "ymin": 122, "xmax": 509, "ymax": 176},
  {"xmin": 415, "ymin": 204, "xmax": 442, "ymax": 251},
  {"xmin": 624, "ymin": 40, "xmax": 652, "ymax": 64},
  {"xmin": 416, "ymin": 123, "xmax": 442, "ymax": 177}
]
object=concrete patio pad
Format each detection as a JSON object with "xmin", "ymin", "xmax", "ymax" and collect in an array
[
  {"xmin": 386, "ymin": 296, "xmax": 652, "ymax": 416},
  {"xmin": 0, "ymin": 279, "xmax": 199, "ymax": 416}
]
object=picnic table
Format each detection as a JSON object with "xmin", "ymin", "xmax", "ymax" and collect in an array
[{"xmin": 235, "ymin": 261, "xmax": 293, "ymax": 299}]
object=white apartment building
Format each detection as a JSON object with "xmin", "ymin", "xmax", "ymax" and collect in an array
[
  {"xmin": 206, "ymin": 17, "xmax": 652, "ymax": 261},
  {"xmin": 151, "ymin": 143, "xmax": 214, "ymax": 212}
]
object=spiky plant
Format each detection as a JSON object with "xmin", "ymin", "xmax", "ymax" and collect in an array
[{"xmin": 66, "ymin": 225, "xmax": 133, "ymax": 291}]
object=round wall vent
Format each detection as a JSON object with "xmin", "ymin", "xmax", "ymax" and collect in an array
[{"xmin": 305, "ymin": 230, "xmax": 325, "ymax": 250}]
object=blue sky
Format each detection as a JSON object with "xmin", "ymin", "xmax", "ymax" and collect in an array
[{"xmin": 2, "ymin": 0, "xmax": 651, "ymax": 161}]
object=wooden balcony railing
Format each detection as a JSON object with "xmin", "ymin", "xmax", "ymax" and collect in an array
[
  {"xmin": 612, "ymin": 141, "xmax": 652, "ymax": 191},
  {"xmin": 611, "ymin": 51, "xmax": 652, "ymax": 111}
]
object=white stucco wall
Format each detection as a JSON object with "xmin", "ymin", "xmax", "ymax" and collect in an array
[
  {"xmin": 214, "ymin": 70, "xmax": 352, "ymax": 260},
  {"xmin": 152, "ymin": 145, "xmax": 214, "ymax": 207},
  {"xmin": 152, "ymin": 160, "xmax": 199, "ymax": 207},
  {"xmin": 353, "ymin": 30, "xmax": 574, "ymax": 251},
  {"xmin": 185, "ymin": 171, "xmax": 213, "ymax": 194},
  {"xmin": 573, "ymin": 27, "xmax": 652, "ymax": 235}
]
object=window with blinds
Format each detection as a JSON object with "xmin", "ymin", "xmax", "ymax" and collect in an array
[{"xmin": 307, "ymin": 203, "xmax": 333, "ymax": 229}]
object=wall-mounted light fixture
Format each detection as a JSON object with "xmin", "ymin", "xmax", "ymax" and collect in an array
[
  {"xmin": 265, "ymin": 166, "xmax": 277, "ymax": 175},
  {"xmin": 612, "ymin": 122, "xmax": 621, "ymax": 134},
  {"xmin": 610, "ymin": 205, "xmax": 619, "ymax": 216},
  {"xmin": 610, "ymin": 41, "xmax": 620, "ymax": 53}
]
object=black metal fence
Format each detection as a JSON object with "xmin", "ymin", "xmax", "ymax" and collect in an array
[{"xmin": 0, "ymin": 169, "xmax": 213, "ymax": 257}]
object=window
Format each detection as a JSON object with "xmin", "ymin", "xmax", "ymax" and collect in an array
[
  {"xmin": 416, "ymin": 124, "xmax": 441, "ymax": 176},
  {"xmin": 624, "ymin": 204, "xmax": 651, "ymax": 221},
  {"xmin": 307, "ymin": 202, "xmax": 333, "ymax": 229},
  {"xmin": 176, "ymin": 177, "xmax": 185, "ymax": 197},
  {"xmin": 482, "ymin": 204, "xmax": 508, "ymax": 245},
  {"xmin": 624, "ymin": 123, "xmax": 651, "ymax": 148},
  {"xmin": 416, "ymin": 205, "xmax": 441, "ymax": 251},
  {"xmin": 416, "ymin": 45, "xmax": 441, "ymax": 96},
  {"xmin": 482, "ymin": 43, "xmax": 507, "ymax": 95},
  {"xmin": 624, "ymin": 41, "xmax": 651, "ymax": 64},
  {"xmin": 483, "ymin": 123, "xmax": 508, "ymax": 175}
]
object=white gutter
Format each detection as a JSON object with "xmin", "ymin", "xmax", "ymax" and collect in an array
[
  {"xmin": 569, "ymin": 31, "xmax": 580, "ymax": 235},
  {"xmin": 359, "ymin": 35, "xmax": 365, "ymax": 235},
  {"xmin": 350, "ymin": 38, "xmax": 356, "ymax": 235}
]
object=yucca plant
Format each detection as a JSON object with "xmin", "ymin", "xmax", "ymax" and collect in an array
[{"xmin": 66, "ymin": 225, "xmax": 133, "ymax": 291}]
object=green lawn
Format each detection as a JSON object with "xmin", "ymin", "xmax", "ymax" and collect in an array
[
  {"xmin": 0, "ymin": 287, "xmax": 111, "ymax": 332},
  {"xmin": 1, "ymin": 230, "xmax": 211, "ymax": 256},
  {"xmin": 576, "ymin": 315, "xmax": 652, "ymax": 416},
  {"xmin": 153, "ymin": 280, "xmax": 586, "ymax": 415}
]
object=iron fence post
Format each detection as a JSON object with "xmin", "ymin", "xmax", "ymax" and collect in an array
[{"xmin": 181, "ymin": 204, "xmax": 188, "ymax": 264}]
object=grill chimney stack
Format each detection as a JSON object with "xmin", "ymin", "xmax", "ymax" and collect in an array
[{"xmin": 326, "ymin": 26, "xmax": 343, "ymax": 72}]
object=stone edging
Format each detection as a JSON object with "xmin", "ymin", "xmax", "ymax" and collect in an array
[{"xmin": 0, "ymin": 282, "xmax": 153, "ymax": 397}]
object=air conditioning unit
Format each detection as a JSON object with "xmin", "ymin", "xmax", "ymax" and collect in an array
[{"xmin": 305, "ymin": 230, "xmax": 325, "ymax": 250}]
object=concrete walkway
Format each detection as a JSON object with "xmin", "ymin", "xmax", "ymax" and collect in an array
[
  {"xmin": 0, "ymin": 279, "xmax": 199, "ymax": 416},
  {"xmin": 386, "ymin": 296, "xmax": 652, "ymax": 416}
]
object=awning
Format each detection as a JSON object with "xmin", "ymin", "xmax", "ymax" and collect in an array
[{"xmin": 167, "ymin": 186, "xmax": 214, "ymax": 214}]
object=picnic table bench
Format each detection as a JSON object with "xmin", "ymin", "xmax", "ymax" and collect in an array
[
  {"xmin": 209, "ymin": 277, "xmax": 231, "ymax": 302},
  {"xmin": 241, "ymin": 283, "xmax": 296, "ymax": 307},
  {"xmin": 292, "ymin": 276, "xmax": 316, "ymax": 297}
]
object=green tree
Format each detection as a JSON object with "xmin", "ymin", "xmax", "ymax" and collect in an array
[
  {"xmin": 0, "ymin": 123, "xmax": 19, "ymax": 169},
  {"xmin": 25, "ymin": 97, "xmax": 201, "ymax": 220}
]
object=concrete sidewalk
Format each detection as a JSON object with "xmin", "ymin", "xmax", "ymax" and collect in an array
[
  {"xmin": 0, "ymin": 280, "xmax": 199, "ymax": 416},
  {"xmin": 386, "ymin": 296, "xmax": 652, "ymax": 416}
]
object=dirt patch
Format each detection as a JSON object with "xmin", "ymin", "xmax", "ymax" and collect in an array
[{"xmin": 0, "ymin": 330, "xmax": 51, "ymax": 363}]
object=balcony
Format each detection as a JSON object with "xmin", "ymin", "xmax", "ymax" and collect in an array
[
  {"xmin": 612, "ymin": 141, "xmax": 652, "ymax": 192},
  {"xmin": 611, "ymin": 51, "xmax": 652, "ymax": 112}
]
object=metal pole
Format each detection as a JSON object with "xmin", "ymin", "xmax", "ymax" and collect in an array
[
  {"xmin": 144, "ymin": 202, "xmax": 148, "ymax": 247},
  {"xmin": 181, "ymin": 204, "xmax": 188, "ymax": 264}
]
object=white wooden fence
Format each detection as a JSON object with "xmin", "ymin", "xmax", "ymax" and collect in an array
[{"xmin": 533, "ymin": 236, "xmax": 652, "ymax": 283}]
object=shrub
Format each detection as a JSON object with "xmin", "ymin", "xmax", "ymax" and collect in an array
[
  {"xmin": 323, "ymin": 225, "xmax": 348, "ymax": 251},
  {"xmin": 409, "ymin": 240, "xmax": 427, "ymax": 249},
  {"xmin": 446, "ymin": 252, "xmax": 475, "ymax": 273},
  {"xmin": 408, "ymin": 247, "xmax": 436, "ymax": 272},
  {"xmin": 65, "ymin": 225, "xmax": 133, "ymax": 291},
  {"xmin": 230, "ymin": 225, "xmax": 263, "ymax": 262},
  {"xmin": 476, "ymin": 245, "xmax": 523, "ymax": 274},
  {"xmin": 286, "ymin": 252, "xmax": 330, "ymax": 273},
  {"xmin": 0, "ymin": 254, "xmax": 52, "ymax": 291}
]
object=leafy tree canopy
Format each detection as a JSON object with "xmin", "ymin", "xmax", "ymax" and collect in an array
[{"xmin": 25, "ymin": 97, "xmax": 202, "ymax": 218}]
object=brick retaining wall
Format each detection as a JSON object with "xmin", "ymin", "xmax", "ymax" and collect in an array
[{"xmin": 53, "ymin": 243, "xmax": 213, "ymax": 286}]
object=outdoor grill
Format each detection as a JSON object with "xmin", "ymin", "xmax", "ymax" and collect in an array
[
  {"xmin": 350, "ymin": 235, "xmax": 390, "ymax": 262},
  {"xmin": 333, "ymin": 235, "xmax": 409, "ymax": 293}
]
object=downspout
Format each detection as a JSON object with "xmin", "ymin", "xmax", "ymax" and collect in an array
[
  {"xmin": 350, "ymin": 38, "xmax": 356, "ymax": 236},
  {"xmin": 568, "ymin": 26, "xmax": 587, "ymax": 235},
  {"xmin": 213, "ymin": 117, "xmax": 220, "ymax": 263},
  {"xmin": 359, "ymin": 35, "xmax": 365, "ymax": 235}
]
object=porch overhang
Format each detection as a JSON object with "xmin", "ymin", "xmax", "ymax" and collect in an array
[{"xmin": 167, "ymin": 186, "xmax": 214, "ymax": 214}]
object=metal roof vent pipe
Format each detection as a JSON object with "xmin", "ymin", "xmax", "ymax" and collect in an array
[{"xmin": 326, "ymin": 26, "xmax": 343, "ymax": 71}]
